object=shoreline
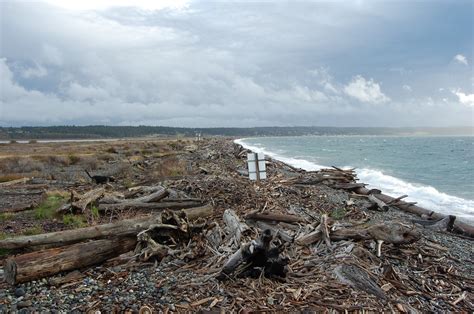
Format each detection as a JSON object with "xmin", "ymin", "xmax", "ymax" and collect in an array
[{"xmin": 235, "ymin": 137, "xmax": 474, "ymax": 223}]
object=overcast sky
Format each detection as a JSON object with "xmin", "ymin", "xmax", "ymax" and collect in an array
[{"xmin": 0, "ymin": 0, "xmax": 473, "ymax": 127}]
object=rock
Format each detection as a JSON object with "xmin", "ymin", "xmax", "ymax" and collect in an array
[
  {"xmin": 17, "ymin": 300, "xmax": 32, "ymax": 308},
  {"xmin": 14, "ymin": 287, "xmax": 26, "ymax": 297}
]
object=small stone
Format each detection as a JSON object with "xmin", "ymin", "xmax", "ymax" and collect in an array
[
  {"xmin": 14, "ymin": 287, "xmax": 26, "ymax": 297},
  {"xmin": 17, "ymin": 300, "xmax": 32, "ymax": 308}
]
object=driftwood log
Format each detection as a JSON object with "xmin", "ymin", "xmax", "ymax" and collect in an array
[
  {"xmin": 223, "ymin": 209, "xmax": 250, "ymax": 245},
  {"xmin": 218, "ymin": 229, "xmax": 288, "ymax": 280},
  {"xmin": 4, "ymin": 237, "xmax": 136, "ymax": 285},
  {"xmin": 245, "ymin": 212, "xmax": 305, "ymax": 224},
  {"xmin": 368, "ymin": 194, "xmax": 389, "ymax": 211},
  {"xmin": 98, "ymin": 200, "xmax": 203, "ymax": 212},
  {"xmin": 0, "ymin": 205, "xmax": 213, "ymax": 250},
  {"xmin": 71, "ymin": 187, "xmax": 105, "ymax": 212},
  {"xmin": 354, "ymin": 187, "xmax": 474, "ymax": 237}
]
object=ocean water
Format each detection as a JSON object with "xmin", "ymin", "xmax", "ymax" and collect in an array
[{"xmin": 235, "ymin": 136, "xmax": 474, "ymax": 222}]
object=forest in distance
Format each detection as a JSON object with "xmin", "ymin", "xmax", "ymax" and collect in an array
[{"xmin": 1, "ymin": 125, "xmax": 473, "ymax": 140}]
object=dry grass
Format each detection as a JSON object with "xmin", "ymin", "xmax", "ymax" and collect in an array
[
  {"xmin": 32, "ymin": 155, "xmax": 71, "ymax": 166},
  {"xmin": 0, "ymin": 156, "xmax": 44, "ymax": 173},
  {"xmin": 81, "ymin": 156, "xmax": 99, "ymax": 170},
  {"xmin": 154, "ymin": 157, "xmax": 188, "ymax": 177}
]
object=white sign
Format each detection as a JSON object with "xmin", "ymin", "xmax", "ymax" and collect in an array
[{"xmin": 247, "ymin": 152, "xmax": 266, "ymax": 181}]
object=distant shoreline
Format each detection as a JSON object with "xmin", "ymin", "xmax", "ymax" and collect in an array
[{"xmin": 1, "ymin": 125, "xmax": 472, "ymax": 141}]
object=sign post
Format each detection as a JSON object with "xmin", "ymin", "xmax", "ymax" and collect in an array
[{"xmin": 247, "ymin": 152, "xmax": 266, "ymax": 181}]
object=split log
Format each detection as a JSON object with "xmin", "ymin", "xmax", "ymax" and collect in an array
[
  {"xmin": 71, "ymin": 187, "xmax": 105, "ymax": 212},
  {"xmin": 368, "ymin": 194, "xmax": 389, "ymax": 211},
  {"xmin": 98, "ymin": 200, "xmax": 203, "ymax": 212},
  {"xmin": 0, "ymin": 205, "xmax": 213, "ymax": 250},
  {"xmin": 4, "ymin": 237, "xmax": 136, "ymax": 285},
  {"xmin": 223, "ymin": 209, "xmax": 250, "ymax": 245},
  {"xmin": 354, "ymin": 187, "xmax": 474, "ymax": 238},
  {"xmin": 245, "ymin": 212, "xmax": 305, "ymax": 224}
]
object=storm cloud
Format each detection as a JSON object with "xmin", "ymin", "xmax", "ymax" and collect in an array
[{"xmin": 0, "ymin": 0, "xmax": 472, "ymax": 127}]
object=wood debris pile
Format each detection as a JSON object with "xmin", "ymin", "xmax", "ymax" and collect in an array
[{"xmin": 0, "ymin": 138, "xmax": 472, "ymax": 311}]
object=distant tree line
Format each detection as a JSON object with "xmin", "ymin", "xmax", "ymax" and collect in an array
[{"xmin": 0, "ymin": 125, "xmax": 472, "ymax": 140}]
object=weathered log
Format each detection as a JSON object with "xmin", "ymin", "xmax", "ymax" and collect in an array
[
  {"xmin": 182, "ymin": 204, "xmax": 214, "ymax": 221},
  {"xmin": 0, "ymin": 205, "xmax": 213, "ymax": 250},
  {"xmin": 333, "ymin": 183, "xmax": 367, "ymax": 190},
  {"xmin": 71, "ymin": 187, "xmax": 105, "ymax": 212},
  {"xmin": 4, "ymin": 237, "xmax": 136, "ymax": 285},
  {"xmin": 0, "ymin": 177, "xmax": 29, "ymax": 187},
  {"xmin": 296, "ymin": 225, "xmax": 322, "ymax": 246},
  {"xmin": 218, "ymin": 229, "xmax": 288, "ymax": 280},
  {"xmin": 334, "ymin": 264, "xmax": 387, "ymax": 300},
  {"xmin": 320, "ymin": 214, "xmax": 332, "ymax": 249},
  {"xmin": 0, "ymin": 190, "xmax": 45, "ymax": 196},
  {"xmin": 245, "ymin": 212, "xmax": 305, "ymax": 224},
  {"xmin": 124, "ymin": 187, "xmax": 169, "ymax": 203},
  {"xmin": 386, "ymin": 194, "xmax": 408, "ymax": 205},
  {"xmin": 124, "ymin": 185, "xmax": 164, "ymax": 198},
  {"xmin": 413, "ymin": 215, "xmax": 456, "ymax": 232},
  {"xmin": 98, "ymin": 200, "xmax": 203, "ymax": 212},
  {"xmin": 354, "ymin": 187, "xmax": 474, "ymax": 238},
  {"xmin": 255, "ymin": 221, "xmax": 293, "ymax": 243},
  {"xmin": 368, "ymin": 194, "xmax": 389, "ymax": 211},
  {"xmin": 223, "ymin": 209, "xmax": 250, "ymax": 245},
  {"xmin": 48, "ymin": 270, "xmax": 84, "ymax": 286}
]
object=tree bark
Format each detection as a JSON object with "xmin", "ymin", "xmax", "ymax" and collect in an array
[{"xmin": 4, "ymin": 237, "xmax": 136, "ymax": 285}]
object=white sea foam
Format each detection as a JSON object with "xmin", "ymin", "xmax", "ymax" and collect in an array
[{"xmin": 235, "ymin": 138, "xmax": 474, "ymax": 222}]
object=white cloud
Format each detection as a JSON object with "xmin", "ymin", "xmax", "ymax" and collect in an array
[
  {"xmin": 309, "ymin": 67, "xmax": 339, "ymax": 94},
  {"xmin": 41, "ymin": 0, "xmax": 190, "ymax": 11},
  {"xmin": 41, "ymin": 44, "xmax": 63, "ymax": 66},
  {"xmin": 453, "ymin": 54, "xmax": 468, "ymax": 66},
  {"xmin": 452, "ymin": 89, "xmax": 474, "ymax": 107},
  {"xmin": 1, "ymin": 1, "xmax": 473, "ymax": 127},
  {"xmin": 344, "ymin": 75, "xmax": 390, "ymax": 104},
  {"xmin": 402, "ymin": 84, "xmax": 412, "ymax": 92}
]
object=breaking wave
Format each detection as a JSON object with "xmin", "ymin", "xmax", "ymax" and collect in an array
[{"xmin": 235, "ymin": 138, "xmax": 474, "ymax": 222}]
